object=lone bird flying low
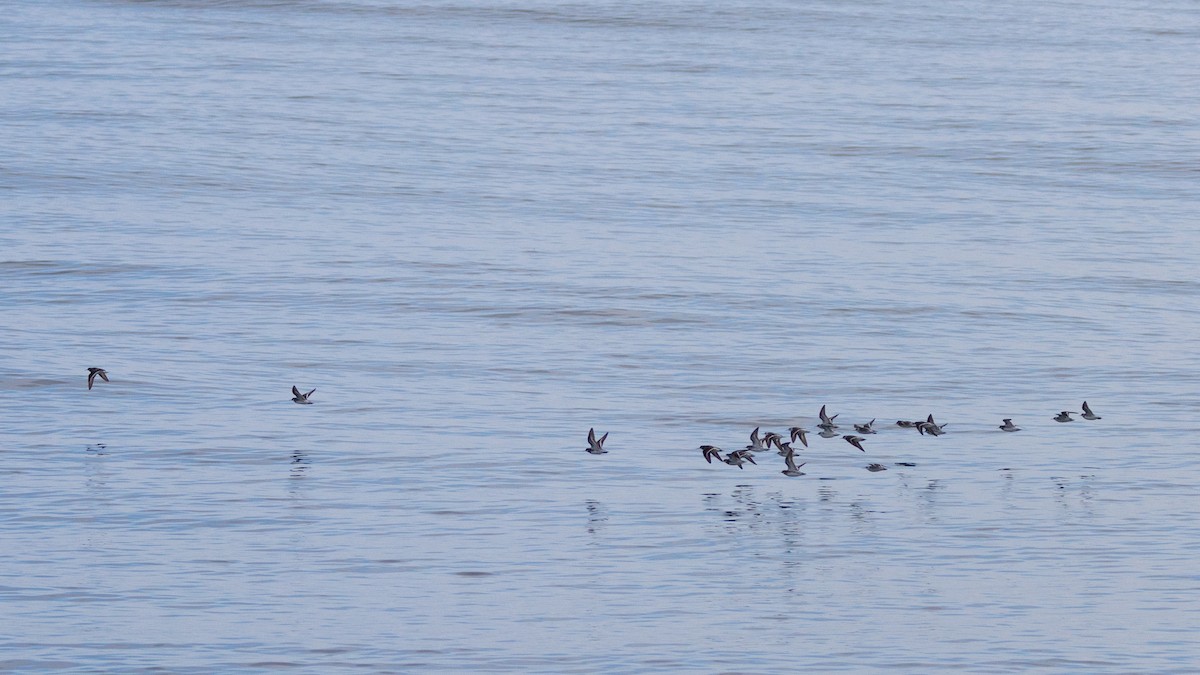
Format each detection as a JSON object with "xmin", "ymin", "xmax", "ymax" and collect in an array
[
  {"xmin": 292, "ymin": 386, "xmax": 316, "ymax": 404},
  {"xmin": 87, "ymin": 367, "xmax": 109, "ymax": 390},
  {"xmin": 999, "ymin": 418, "xmax": 1021, "ymax": 432}
]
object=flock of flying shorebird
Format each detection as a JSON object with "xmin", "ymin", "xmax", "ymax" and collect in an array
[
  {"xmin": 585, "ymin": 402, "xmax": 1104, "ymax": 476},
  {"xmin": 85, "ymin": 368, "xmax": 1102, "ymax": 477}
]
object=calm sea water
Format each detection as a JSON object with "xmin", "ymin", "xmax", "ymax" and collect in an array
[{"xmin": 3, "ymin": 0, "xmax": 1200, "ymax": 671}]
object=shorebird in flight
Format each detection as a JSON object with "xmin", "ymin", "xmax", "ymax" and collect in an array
[
  {"xmin": 999, "ymin": 418, "xmax": 1021, "ymax": 432},
  {"xmin": 843, "ymin": 435, "xmax": 867, "ymax": 452},
  {"xmin": 788, "ymin": 426, "xmax": 808, "ymax": 447},
  {"xmin": 917, "ymin": 414, "xmax": 947, "ymax": 436},
  {"xmin": 1053, "ymin": 411, "xmax": 1077, "ymax": 423},
  {"xmin": 1081, "ymin": 402, "xmax": 1101, "ymax": 420},
  {"xmin": 781, "ymin": 448, "xmax": 806, "ymax": 477},
  {"xmin": 87, "ymin": 367, "xmax": 109, "ymax": 390},
  {"xmin": 586, "ymin": 428, "xmax": 609, "ymax": 454},
  {"xmin": 817, "ymin": 405, "xmax": 839, "ymax": 430},
  {"xmin": 291, "ymin": 386, "xmax": 316, "ymax": 404},
  {"xmin": 854, "ymin": 419, "xmax": 877, "ymax": 434},
  {"xmin": 744, "ymin": 427, "xmax": 769, "ymax": 453},
  {"xmin": 761, "ymin": 431, "xmax": 784, "ymax": 450},
  {"xmin": 723, "ymin": 449, "xmax": 757, "ymax": 469}
]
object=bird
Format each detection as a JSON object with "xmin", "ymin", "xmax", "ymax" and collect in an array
[
  {"xmin": 776, "ymin": 440, "xmax": 796, "ymax": 457},
  {"xmin": 724, "ymin": 449, "xmax": 757, "ymax": 469},
  {"xmin": 746, "ymin": 427, "xmax": 768, "ymax": 453},
  {"xmin": 854, "ymin": 419, "xmax": 877, "ymax": 434},
  {"xmin": 866, "ymin": 463, "xmax": 888, "ymax": 472},
  {"xmin": 291, "ymin": 386, "xmax": 316, "ymax": 404},
  {"xmin": 700, "ymin": 445, "xmax": 724, "ymax": 464},
  {"xmin": 781, "ymin": 448, "xmax": 806, "ymax": 477},
  {"xmin": 1053, "ymin": 411, "xmax": 1077, "ymax": 423},
  {"xmin": 1081, "ymin": 401, "xmax": 1101, "ymax": 420},
  {"xmin": 895, "ymin": 420, "xmax": 918, "ymax": 428},
  {"xmin": 762, "ymin": 431, "xmax": 784, "ymax": 450},
  {"xmin": 817, "ymin": 405, "xmax": 839, "ymax": 430},
  {"xmin": 86, "ymin": 368, "xmax": 109, "ymax": 390},
  {"xmin": 999, "ymin": 419, "xmax": 1021, "ymax": 432},
  {"xmin": 818, "ymin": 428, "xmax": 840, "ymax": 439},
  {"xmin": 917, "ymin": 414, "xmax": 947, "ymax": 436},
  {"xmin": 788, "ymin": 426, "xmax": 809, "ymax": 447},
  {"xmin": 586, "ymin": 428, "xmax": 609, "ymax": 454},
  {"xmin": 843, "ymin": 435, "xmax": 867, "ymax": 452}
]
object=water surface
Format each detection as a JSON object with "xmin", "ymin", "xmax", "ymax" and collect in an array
[{"xmin": 2, "ymin": 0, "xmax": 1200, "ymax": 671}]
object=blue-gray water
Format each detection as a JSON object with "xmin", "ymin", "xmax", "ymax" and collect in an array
[{"xmin": 3, "ymin": 0, "xmax": 1200, "ymax": 671}]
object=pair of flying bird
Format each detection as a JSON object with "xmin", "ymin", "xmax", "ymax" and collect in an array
[
  {"xmin": 1001, "ymin": 402, "xmax": 1101, "ymax": 428},
  {"xmin": 89, "ymin": 368, "xmax": 317, "ymax": 406},
  {"xmin": 1054, "ymin": 402, "xmax": 1101, "ymax": 422}
]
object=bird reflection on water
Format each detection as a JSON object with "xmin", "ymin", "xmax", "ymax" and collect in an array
[
  {"xmin": 584, "ymin": 499, "xmax": 608, "ymax": 537},
  {"xmin": 290, "ymin": 449, "xmax": 309, "ymax": 479}
]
